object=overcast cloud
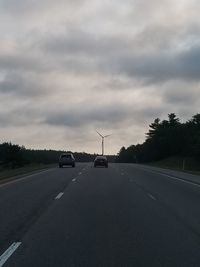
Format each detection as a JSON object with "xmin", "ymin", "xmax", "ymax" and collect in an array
[{"xmin": 0, "ymin": 0, "xmax": 200, "ymax": 154}]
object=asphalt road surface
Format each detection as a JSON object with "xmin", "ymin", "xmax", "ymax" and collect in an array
[{"xmin": 1, "ymin": 163, "xmax": 200, "ymax": 266}]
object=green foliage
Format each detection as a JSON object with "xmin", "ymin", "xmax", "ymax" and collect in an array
[
  {"xmin": 0, "ymin": 142, "xmax": 116, "ymax": 169},
  {"xmin": 0, "ymin": 142, "xmax": 26, "ymax": 168},
  {"xmin": 118, "ymin": 113, "xmax": 200, "ymax": 165}
]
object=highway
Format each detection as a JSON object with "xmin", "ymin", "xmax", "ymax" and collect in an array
[{"xmin": 1, "ymin": 163, "xmax": 200, "ymax": 266}]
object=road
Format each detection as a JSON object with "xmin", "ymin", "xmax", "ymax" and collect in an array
[{"xmin": 1, "ymin": 163, "xmax": 200, "ymax": 266}]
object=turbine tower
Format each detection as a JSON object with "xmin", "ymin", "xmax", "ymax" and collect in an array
[{"xmin": 96, "ymin": 130, "xmax": 112, "ymax": 155}]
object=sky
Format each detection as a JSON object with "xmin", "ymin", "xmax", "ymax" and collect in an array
[{"xmin": 0, "ymin": 0, "xmax": 200, "ymax": 154}]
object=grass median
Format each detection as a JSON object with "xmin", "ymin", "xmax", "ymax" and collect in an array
[{"xmin": 0, "ymin": 163, "xmax": 56, "ymax": 182}]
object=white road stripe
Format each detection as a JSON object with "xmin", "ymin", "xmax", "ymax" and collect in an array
[
  {"xmin": 79, "ymin": 172, "xmax": 82, "ymax": 175},
  {"xmin": 0, "ymin": 242, "xmax": 21, "ymax": 267},
  {"xmin": 144, "ymin": 168, "xmax": 200, "ymax": 188},
  {"xmin": 72, "ymin": 178, "xmax": 76, "ymax": 182},
  {"xmin": 55, "ymin": 192, "xmax": 64, "ymax": 200},
  {"xmin": 148, "ymin": 193, "xmax": 156, "ymax": 201},
  {"xmin": 160, "ymin": 173, "xmax": 200, "ymax": 187},
  {"xmin": 0, "ymin": 168, "xmax": 54, "ymax": 188}
]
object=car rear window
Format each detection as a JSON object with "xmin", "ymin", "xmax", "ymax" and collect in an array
[
  {"xmin": 96, "ymin": 157, "xmax": 107, "ymax": 160},
  {"xmin": 61, "ymin": 154, "xmax": 71, "ymax": 158}
]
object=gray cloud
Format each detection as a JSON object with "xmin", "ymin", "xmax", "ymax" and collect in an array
[
  {"xmin": 163, "ymin": 86, "xmax": 200, "ymax": 105},
  {"xmin": 0, "ymin": 104, "xmax": 42, "ymax": 128},
  {"xmin": 44, "ymin": 101, "xmax": 165, "ymax": 130},
  {"xmin": 0, "ymin": 0, "xmax": 199, "ymax": 153},
  {"xmin": 0, "ymin": 71, "xmax": 52, "ymax": 98},
  {"xmin": 112, "ymin": 46, "xmax": 200, "ymax": 83},
  {"xmin": 39, "ymin": 27, "xmax": 200, "ymax": 83},
  {"xmin": 0, "ymin": 0, "xmax": 86, "ymax": 15},
  {"xmin": 44, "ymin": 105, "xmax": 131, "ymax": 128}
]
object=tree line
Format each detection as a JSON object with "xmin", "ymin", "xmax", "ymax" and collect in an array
[
  {"xmin": 118, "ymin": 113, "xmax": 200, "ymax": 166},
  {"xmin": 0, "ymin": 142, "xmax": 116, "ymax": 169}
]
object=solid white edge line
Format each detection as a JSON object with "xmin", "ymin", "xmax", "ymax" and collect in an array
[
  {"xmin": 0, "ymin": 168, "xmax": 54, "ymax": 188},
  {"xmin": 147, "ymin": 193, "xmax": 156, "ymax": 201},
  {"xmin": 145, "ymin": 169, "xmax": 200, "ymax": 188},
  {"xmin": 0, "ymin": 242, "xmax": 21, "ymax": 267},
  {"xmin": 135, "ymin": 165, "xmax": 200, "ymax": 188},
  {"xmin": 55, "ymin": 192, "xmax": 64, "ymax": 200},
  {"xmin": 160, "ymin": 173, "xmax": 200, "ymax": 187}
]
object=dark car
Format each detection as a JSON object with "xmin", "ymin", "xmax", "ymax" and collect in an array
[
  {"xmin": 59, "ymin": 153, "xmax": 75, "ymax": 168},
  {"xmin": 94, "ymin": 156, "xmax": 108, "ymax": 168}
]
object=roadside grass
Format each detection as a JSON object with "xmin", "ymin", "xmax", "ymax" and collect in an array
[
  {"xmin": 0, "ymin": 163, "xmax": 56, "ymax": 182},
  {"xmin": 147, "ymin": 156, "xmax": 200, "ymax": 176}
]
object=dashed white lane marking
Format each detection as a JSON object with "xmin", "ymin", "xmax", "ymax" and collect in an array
[
  {"xmin": 55, "ymin": 192, "xmax": 64, "ymax": 200},
  {"xmin": 72, "ymin": 178, "xmax": 76, "ymax": 182},
  {"xmin": 0, "ymin": 242, "xmax": 21, "ymax": 267},
  {"xmin": 78, "ymin": 172, "xmax": 82, "ymax": 175},
  {"xmin": 147, "ymin": 193, "xmax": 156, "ymax": 201}
]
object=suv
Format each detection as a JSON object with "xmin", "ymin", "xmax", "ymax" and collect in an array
[
  {"xmin": 94, "ymin": 156, "xmax": 108, "ymax": 168},
  {"xmin": 59, "ymin": 153, "xmax": 75, "ymax": 168}
]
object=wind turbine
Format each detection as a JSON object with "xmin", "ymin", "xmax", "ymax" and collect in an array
[{"xmin": 96, "ymin": 130, "xmax": 112, "ymax": 155}]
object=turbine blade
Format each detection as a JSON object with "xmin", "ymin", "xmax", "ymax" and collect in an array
[
  {"xmin": 96, "ymin": 130, "xmax": 103, "ymax": 138},
  {"xmin": 104, "ymin": 134, "xmax": 112, "ymax": 138}
]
